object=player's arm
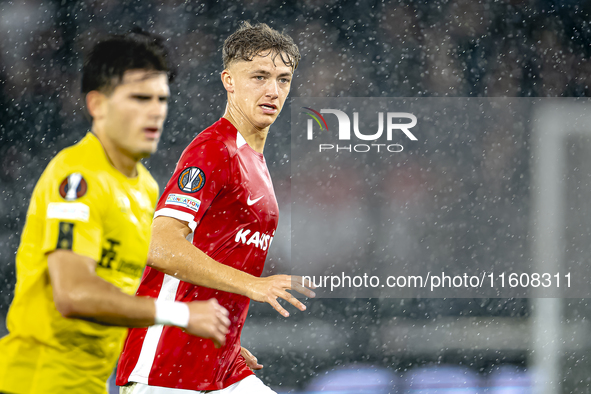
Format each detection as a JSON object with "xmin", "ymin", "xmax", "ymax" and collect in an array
[
  {"xmin": 48, "ymin": 249, "xmax": 230, "ymax": 346},
  {"xmin": 147, "ymin": 216, "xmax": 316, "ymax": 317}
]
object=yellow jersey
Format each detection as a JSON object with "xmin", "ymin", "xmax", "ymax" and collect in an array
[{"xmin": 0, "ymin": 133, "xmax": 158, "ymax": 394}]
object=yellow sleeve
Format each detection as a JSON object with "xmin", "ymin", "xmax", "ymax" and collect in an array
[{"xmin": 39, "ymin": 160, "xmax": 107, "ymax": 262}]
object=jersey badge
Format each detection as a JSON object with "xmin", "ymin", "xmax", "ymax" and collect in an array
[
  {"xmin": 165, "ymin": 193, "xmax": 201, "ymax": 213},
  {"xmin": 178, "ymin": 167, "xmax": 206, "ymax": 193},
  {"xmin": 47, "ymin": 202, "xmax": 90, "ymax": 222},
  {"xmin": 59, "ymin": 173, "xmax": 87, "ymax": 201}
]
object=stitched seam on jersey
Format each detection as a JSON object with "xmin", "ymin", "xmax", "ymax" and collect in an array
[{"xmin": 128, "ymin": 274, "xmax": 181, "ymax": 383}]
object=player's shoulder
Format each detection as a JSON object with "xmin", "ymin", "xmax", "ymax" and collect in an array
[
  {"xmin": 43, "ymin": 133, "xmax": 106, "ymax": 181},
  {"xmin": 185, "ymin": 118, "xmax": 241, "ymax": 159},
  {"xmin": 33, "ymin": 133, "xmax": 110, "ymax": 207}
]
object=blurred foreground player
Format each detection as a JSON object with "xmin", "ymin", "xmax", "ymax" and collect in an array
[
  {"xmin": 116, "ymin": 22, "xmax": 314, "ymax": 393},
  {"xmin": 0, "ymin": 31, "xmax": 229, "ymax": 394}
]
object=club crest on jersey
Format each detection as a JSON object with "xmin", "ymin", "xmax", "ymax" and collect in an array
[
  {"xmin": 178, "ymin": 167, "xmax": 206, "ymax": 193},
  {"xmin": 59, "ymin": 173, "xmax": 87, "ymax": 201}
]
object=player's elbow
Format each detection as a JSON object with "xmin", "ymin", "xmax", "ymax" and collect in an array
[
  {"xmin": 54, "ymin": 294, "xmax": 76, "ymax": 318},
  {"xmin": 53, "ymin": 288, "xmax": 87, "ymax": 319}
]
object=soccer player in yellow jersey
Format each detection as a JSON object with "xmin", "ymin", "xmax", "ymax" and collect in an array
[{"xmin": 0, "ymin": 31, "xmax": 231, "ymax": 394}]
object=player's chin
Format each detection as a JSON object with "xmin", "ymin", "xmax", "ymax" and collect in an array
[
  {"xmin": 256, "ymin": 115, "xmax": 278, "ymax": 128},
  {"xmin": 135, "ymin": 143, "xmax": 159, "ymax": 159}
]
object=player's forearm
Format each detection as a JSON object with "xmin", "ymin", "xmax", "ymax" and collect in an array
[
  {"xmin": 56, "ymin": 276, "xmax": 156, "ymax": 327},
  {"xmin": 148, "ymin": 227, "xmax": 257, "ymax": 298},
  {"xmin": 48, "ymin": 250, "xmax": 157, "ymax": 327}
]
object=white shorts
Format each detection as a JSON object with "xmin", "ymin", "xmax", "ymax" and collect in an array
[{"xmin": 119, "ymin": 375, "xmax": 277, "ymax": 394}]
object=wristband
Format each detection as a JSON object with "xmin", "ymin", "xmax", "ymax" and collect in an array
[{"xmin": 154, "ymin": 300, "xmax": 190, "ymax": 328}]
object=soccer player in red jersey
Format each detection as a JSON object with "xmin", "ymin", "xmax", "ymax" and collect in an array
[{"xmin": 116, "ymin": 22, "xmax": 315, "ymax": 393}]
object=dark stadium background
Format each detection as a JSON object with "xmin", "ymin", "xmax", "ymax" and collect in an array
[{"xmin": 1, "ymin": 0, "xmax": 591, "ymax": 392}]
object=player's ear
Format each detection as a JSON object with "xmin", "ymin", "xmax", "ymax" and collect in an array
[
  {"xmin": 86, "ymin": 90, "xmax": 106, "ymax": 120},
  {"xmin": 221, "ymin": 69, "xmax": 234, "ymax": 93}
]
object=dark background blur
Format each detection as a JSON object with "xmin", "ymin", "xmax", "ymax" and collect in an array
[{"xmin": 1, "ymin": 0, "xmax": 591, "ymax": 392}]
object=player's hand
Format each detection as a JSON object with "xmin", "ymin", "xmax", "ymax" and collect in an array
[
  {"xmin": 241, "ymin": 346, "xmax": 263, "ymax": 370},
  {"xmin": 186, "ymin": 299, "xmax": 230, "ymax": 348},
  {"xmin": 247, "ymin": 275, "xmax": 316, "ymax": 317}
]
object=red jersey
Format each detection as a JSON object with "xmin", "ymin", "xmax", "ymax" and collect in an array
[{"xmin": 116, "ymin": 118, "xmax": 279, "ymax": 390}]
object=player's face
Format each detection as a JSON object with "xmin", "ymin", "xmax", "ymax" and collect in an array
[
  {"xmin": 228, "ymin": 52, "xmax": 293, "ymax": 129},
  {"xmin": 102, "ymin": 69, "xmax": 170, "ymax": 159}
]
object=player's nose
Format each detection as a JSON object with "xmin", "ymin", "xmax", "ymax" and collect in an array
[
  {"xmin": 149, "ymin": 97, "xmax": 168, "ymax": 119},
  {"xmin": 265, "ymin": 80, "xmax": 279, "ymax": 99}
]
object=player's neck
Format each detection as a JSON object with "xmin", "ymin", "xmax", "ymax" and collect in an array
[
  {"xmin": 92, "ymin": 128, "xmax": 139, "ymax": 178},
  {"xmin": 223, "ymin": 111, "xmax": 268, "ymax": 154}
]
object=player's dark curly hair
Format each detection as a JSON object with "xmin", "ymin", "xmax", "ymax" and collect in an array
[
  {"xmin": 222, "ymin": 22, "xmax": 300, "ymax": 71},
  {"xmin": 82, "ymin": 28, "xmax": 175, "ymax": 95}
]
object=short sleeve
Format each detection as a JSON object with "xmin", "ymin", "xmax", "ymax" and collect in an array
[
  {"xmin": 39, "ymin": 161, "xmax": 106, "ymax": 262},
  {"xmin": 155, "ymin": 140, "xmax": 230, "ymax": 231}
]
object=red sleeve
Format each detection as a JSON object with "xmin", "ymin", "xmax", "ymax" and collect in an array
[{"xmin": 154, "ymin": 139, "xmax": 230, "ymax": 230}]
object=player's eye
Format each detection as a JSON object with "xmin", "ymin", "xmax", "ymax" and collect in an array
[
  {"xmin": 159, "ymin": 96, "xmax": 169, "ymax": 102},
  {"xmin": 279, "ymin": 78, "xmax": 291, "ymax": 84},
  {"xmin": 131, "ymin": 95, "xmax": 151, "ymax": 101},
  {"xmin": 255, "ymin": 75, "xmax": 265, "ymax": 81}
]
